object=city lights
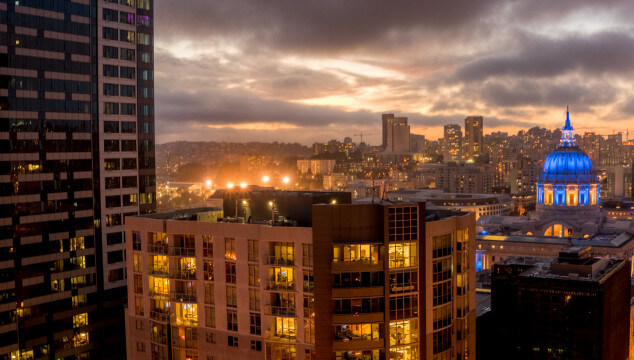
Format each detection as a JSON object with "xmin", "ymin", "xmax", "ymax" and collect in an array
[
  {"xmin": 240, "ymin": 182, "xmax": 247, "ymax": 189},
  {"xmin": 205, "ymin": 179, "xmax": 212, "ymax": 187},
  {"xmin": 282, "ymin": 176, "xmax": 290, "ymax": 184},
  {"xmin": 262, "ymin": 175, "xmax": 270, "ymax": 184},
  {"xmin": 227, "ymin": 182, "xmax": 234, "ymax": 189}
]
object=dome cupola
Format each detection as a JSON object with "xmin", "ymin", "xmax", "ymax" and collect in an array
[{"xmin": 539, "ymin": 109, "xmax": 596, "ymax": 184}]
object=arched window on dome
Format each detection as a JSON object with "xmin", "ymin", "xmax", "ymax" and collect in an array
[
  {"xmin": 537, "ymin": 185, "xmax": 544, "ymax": 204},
  {"xmin": 544, "ymin": 224, "xmax": 568, "ymax": 237}
]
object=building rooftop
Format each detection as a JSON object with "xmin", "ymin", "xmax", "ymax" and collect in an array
[
  {"xmin": 136, "ymin": 207, "xmax": 222, "ymax": 220},
  {"xmin": 477, "ymin": 232, "xmax": 634, "ymax": 248},
  {"xmin": 387, "ymin": 189, "xmax": 511, "ymax": 206},
  {"xmin": 497, "ymin": 248, "xmax": 625, "ymax": 283}
]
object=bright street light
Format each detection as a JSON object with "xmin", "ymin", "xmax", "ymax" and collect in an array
[
  {"xmin": 282, "ymin": 176, "xmax": 290, "ymax": 184},
  {"xmin": 240, "ymin": 182, "xmax": 247, "ymax": 189},
  {"xmin": 227, "ymin": 182, "xmax": 234, "ymax": 189},
  {"xmin": 262, "ymin": 175, "xmax": 270, "ymax": 183}
]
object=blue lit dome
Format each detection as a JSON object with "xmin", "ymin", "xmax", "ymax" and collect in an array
[
  {"xmin": 536, "ymin": 109, "xmax": 600, "ymax": 212},
  {"xmin": 539, "ymin": 111, "xmax": 597, "ymax": 184},
  {"xmin": 540, "ymin": 148, "xmax": 595, "ymax": 183}
]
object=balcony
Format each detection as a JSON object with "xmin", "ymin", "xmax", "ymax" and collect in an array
[
  {"xmin": 265, "ymin": 330, "xmax": 297, "ymax": 342},
  {"xmin": 148, "ymin": 267, "xmax": 169, "ymax": 276},
  {"xmin": 171, "ymin": 292, "xmax": 197, "ymax": 302},
  {"xmin": 264, "ymin": 281, "xmax": 296, "ymax": 292},
  {"xmin": 148, "ymin": 244, "xmax": 168, "ymax": 255},
  {"xmin": 264, "ymin": 305, "xmax": 296, "ymax": 317},
  {"xmin": 150, "ymin": 333, "xmax": 168, "ymax": 345},
  {"xmin": 148, "ymin": 290, "xmax": 170, "ymax": 300},
  {"xmin": 150, "ymin": 310, "xmax": 170, "ymax": 323},
  {"xmin": 171, "ymin": 269, "xmax": 197, "ymax": 280},
  {"xmin": 264, "ymin": 255, "xmax": 294, "ymax": 266},
  {"xmin": 172, "ymin": 338, "xmax": 198, "ymax": 349},
  {"xmin": 169, "ymin": 247, "xmax": 196, "ymax": 257}
]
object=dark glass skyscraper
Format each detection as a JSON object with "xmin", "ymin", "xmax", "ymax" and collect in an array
[{"xmin": 0, "ymin": 0, "xmax": 155, "ymax": 358}]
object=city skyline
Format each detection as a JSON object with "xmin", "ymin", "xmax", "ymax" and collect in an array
[{"xmin": 154, "ymin": 0, "xmax": 634, "ymax": 144}]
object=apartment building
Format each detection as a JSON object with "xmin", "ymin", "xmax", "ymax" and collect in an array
[{"xmin": 125, "ymin": 191, "xmax": 475, "ymax": 360}]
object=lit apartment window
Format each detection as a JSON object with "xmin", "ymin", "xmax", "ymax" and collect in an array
[
  {"xmin": 388, "ymin": 242, "xmax": 418, "ymax": 268},
  {"xmin": 334, "ymin": 323, "xmax": 381, "ymax": 342},
  {"xmin": 389, "ymin": 319, "xmax": 418, "ymax": 346},
  {"xmin": 225, "ymin": 238, "xmax": 236, "ymax": 260},
  {"xmin": 333, "ymin": 244, "xmax": 380, "ymax": 264},
  {"xmin": 273, "ymin": 317, "xmax": 296, "ymax": 341},
  {"xmin": 73, "ymin": 313, "xmax": 88, "ymax": 327},
  {"xmin": 175, "ymin": 303, "xmax": 197, "ymax": 326}
]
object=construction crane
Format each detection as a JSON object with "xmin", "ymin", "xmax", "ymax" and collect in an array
[{"xmin": 353, "ymin": 131, "xmax": 376, "ymax": 143}]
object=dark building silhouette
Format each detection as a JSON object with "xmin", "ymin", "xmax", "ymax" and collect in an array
[{"xmin": 488, "ymin": 247, "xmax": 629, "ymax": 360}]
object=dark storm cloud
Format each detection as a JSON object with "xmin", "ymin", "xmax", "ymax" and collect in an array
[
  {"xmin": 454, "ymin": 31, "xmax": 634, "ymax": 82},
  {"xmin": 477, "ymin": 80, "xmax": 618, "ymax": 109},
  {"xmin": 155, "ymin": 0, "xmax": 501, "ymax": 53}
]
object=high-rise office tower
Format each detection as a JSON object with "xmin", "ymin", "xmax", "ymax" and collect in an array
[
  {"xmin": 0, "ymin": 1, "xmax": 155, "ymax": 359},
  {"xmin": 381, "ymin": 113, "xmax": 395, "ymax": 150},
  {"xmin": 443, "ymin": 124, "xmax": 462, "ymax": 163},
  {"xmin": 125, "ymin": 189, "xmax": 476, "ymax": 360},
  {"xmin": 464, "ymin": 116, "xmax": 483, "ymax": 162},
  {"xmin": 384, "ymin": 116, "xmax": 409, "ymax": 153}
]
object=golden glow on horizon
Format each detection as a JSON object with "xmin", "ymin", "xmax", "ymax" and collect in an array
[
  {"xmin": 262, "ymin": 175, "xmax": 270, "ymax": 184},
  {"xmin": 206, "ymin": 122, "xmax": 300, "ymax": 130},
  {"xmin": 227, "ymin": 182, "xmax": 234, "ymax": 189},
  {"xmin": 240, "ymin": 182, "xmax": 247, "ymax": 189}
]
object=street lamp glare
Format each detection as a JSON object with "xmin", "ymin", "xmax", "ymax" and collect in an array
[
  {"xmin": 282, "ymin": 176, "xmax": 290, "ymax": 184},
  {"xmin": 262, "ymin": 175, "xmax": 270, "ymax": 183},
  {"xmin": 240, "ymin": 182, "xmax": 247, "ymax": 189},
  {"xmin": 227, "ymin": 182, "xmax": 234, "ymax": 189}
]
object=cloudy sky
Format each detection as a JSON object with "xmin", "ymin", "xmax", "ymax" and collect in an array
[{"xmin": 154, "ymin": 0, "xmax": 634, "ymax": 145}]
